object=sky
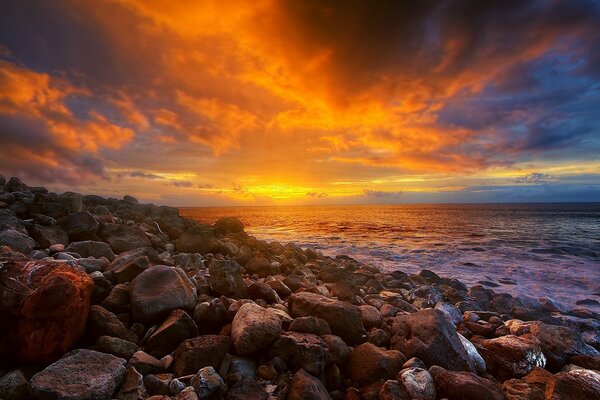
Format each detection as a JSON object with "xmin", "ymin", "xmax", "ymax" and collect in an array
[{"xmin": 1, "ymin": 0, "xmax": 599, "ymax": 206}]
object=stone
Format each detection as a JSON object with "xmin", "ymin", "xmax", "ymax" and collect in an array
[
  {"xmin": 0, "ymin": 209, "xmax": 27, "ymax": 233},
  {"xmin": 289, "ymin": 316, "xmax": 331, "ymax": 335},
  {"xmin": 175, "ymin": 224, "xmax": 216, "ymax": 254},
  {"xmin": 359, "ymin": 305, "xmax": 383, "ymax": 330},
  {"xmin": 347, "ymin": 342, "xmax": 406, "ymax": 385},
  {"xmin": 214, "ymin": 217, "xmax": 245, "ymax": 235},
  {"xmin": 231, "ymin": 302, "xmax": 282, "ymax": 355},
  {"xmin": 245, "ymin": 256, "xmax": 279, "ymax": 277},
  {"xmin": 379, "ymin": 380, "xmax": 410, "ymax": 400},
  {"xmin": 248, "ymin": 282, "xmax": 279, "ymax": 303},
  {"xmin": 173, "ymin": 335, "xmax": 231, "ymax": 376},
  {"xmin": 321, "ymin": 334, "xmax": 350, "ymax": 365},
  {"xmin": 208, "ymin": 259, "xmax": 248, "ymax": 298},
  {"xmin": 568, "ymin": 354, "xmax": 600, "ymax": 370},
  {"xmin": 97, "ymin": 335, "xmax": 138, "ymax": 359},
  {"xmin": 29, "ymin": 223, "xmax": 69, "ymax": 249},
  {"xmin": 146, "ymin": 309, "xmax": 199, "ymax": 358},
  {"xmin": 0, "ymin": 229, "xmax": 35, "ymax": 254},
  {"xmin": 85, "ymin": 305, "xmax": 138, "ymax": 344},
  {"xmin": 129, "ymin": 351, "xmax": 164, "ymax": 376},
  {"xmin": 77, "ymin": 256, "xmax": 110, "ymax": 273},
  {"xmin": 502, "ymin": 378, "xmax": 545, "ymax": 400},
  {"xmin": 481, "ymin": 334, "xmax": 546, "ymax": 380},
  {"xmin": 5, "ymin": 177, "xmax": 28, "ymax": 192},
  {"xmin": 0, "ymin": 369, "xmax": 29, "ymax": 400},
  {"xmin": 287, "ymin": 369, "xmax": 332, "ymax": 400},
  {"xmin": 191, "ymin": 366, "xmax": 224, "ymax": 399},
  {"xmin": 288, "ymin": 292, "xmax": 366, "ymax": 345},
  {"xmin": 193, "ymin": 299, "xmax": 231, "ymax": 334},
  {"xmin": 30, "ymin": 349, "xmax": 126, "ymax": 400},
  {"xmin": 130, "ymin": 265, "xmax": 197, "ymax": 323},
  {"xmin": 435, "ymin": 302, "xmax": 464, "ymax": 325},
  {"xmin": 144, "ymin": 374, "xmax": 173, "ymax": 396},
  {"xmin": 0, "ymin": 258, "xmax": 94, "ymax": 365},
  {"xmin": 58, "ymin": 211, "xmax": 99, "ymax": 241},
  {"xmin": 367, "ymin": 328, "xmax": 391, "ymax": 347},
  {"xmin": 101, "ymin": 284, "xmax": 131, "ymax": 314},
  {"xmin": 117, "ymin": 366, "xmax": 148, "ymax": 400},
  {"xmin": 99, "ymin": 223, "xmax": 152, "ymax": 254},
  {"xmin": 65, "ymin": 240, "xmax": 116, "ymax": 261},
  {"xmin": 458, "ymin": 333, "xmax": 486, "ymax": 374},
  {"xmin": 397, "ymin": 367, "xmax": 436, "ymax": 400},
  {"xmin": 545, "ymin": 368, "xmax": 600, "ymax": 399},
  {"xmin": 124, "ymin": 195, "xmax": 138, "ymax": 204},
  {"xmin": 429, "ymin": 365, "xmax": 505, "ymax": 400},
  {"xmin": 257, "ymin": 364, "xmax": 278, "ymax": 381},
  {"xmin": 390, "ymin": 308, "xmax": 475, "ymax": 372},
  {"xmin": 268, "ymin": 332, "xmax": 328, "ymax": 376},
  {"xmin": 226, "ymin": 380, "xmax": 268, "ymax": 400}
]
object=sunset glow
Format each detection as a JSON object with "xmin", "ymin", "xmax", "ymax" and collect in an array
[{"xmin": 1, "ymin": 1, "xmax": 599, "ymax": 205}]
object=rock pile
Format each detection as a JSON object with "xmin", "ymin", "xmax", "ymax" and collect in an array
[{"xmin": 0, "ymin": 175, "xmax": 599, "ymax": 400}]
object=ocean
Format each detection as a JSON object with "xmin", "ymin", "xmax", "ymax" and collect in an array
[{"xmin": 180, "ymin": 203, "xmax": 600, "ymax": 311}]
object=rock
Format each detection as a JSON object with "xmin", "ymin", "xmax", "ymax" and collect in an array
[
  {"xmin": 117, "ymin": 366, "xmax": 148, "ymax": 400},
  {"xmin": 226, "ymin": 380, "xmax": 268, "ymax": 400},
  {"xmin": 288, "ymin": 292, "xmax": 366, "ymax": 345},
  {"xmin": 289, "ymin": 316, "xmax": 331, "ymax": 335},
  {"xmin": 175, "ymin": 224, "xmax": 216, "ymax": 254},
  {"xmin": 245, "ymin": 256, "xmax": 279, "ymax": 277},
  {"xmin": 191, "ymin": 366, "xmax": 224, "ymax": 399},
  {"xmin": 322, "ymin": 334, "xmax": 350, "ymax": 365},
  {"xmin": 502, "ymin": 378, "xmax": 546, "ymax": 400},
  {"xmin": 287, "ymin": 369, "xmax": 332, "ymax": 400},
  {"xmin": 97, "ymin": 335, "xmax": 138, "ymax": 359},
  {"xmin": 124, "ymin": 195, "xmax": 138, "ymax": 204},
  {"xmin": 129, "ymin": 351, "xmax": 164, "ymax": 376},
  {"xmin": 248, "ymin": 282, "xmax": 279, "ymax": 303},
  {"xmin": 267, "ymin": 279, "xmax": 292, "ymax": 298},
  {"xmin": 429, "ymin": 365, "xmax": 505, "ymax": 400},
  {"xmin": 5, "ymin": 177, "xmax": 28, "ymax": 192},
  {"xmin": 347, "ymin": 342, "xmax": 406, "ymax": 385},
  {"xmin": 435, "ymin": 302, "xmax": 464, "ymax": 325},
  {"xmin": 29, "ymin": 223, "xmax": 69, "ymax": 249},
  {"xmin": 229, "ymin": 356, "xmax": 257, "ymax": 380},
  {"xmin": 379, "ymin": 380, "xmax": 410, "ymax": 400},
  {"xmin": 458, "ymin": 333, "xmax": 486, "ymax": 374},
  {"xmin": 58, "ymin": 211, "xmax": 99, "ymax": 241},
  {"xmin": 30, "ymin": 349, "xmax": 126, "ymax": 400},
  {"xmin": 214, "ymin": 217, "xmax": 245, "ymax": 235},
  {"xmin": 231, "ymin": 302, "xmax": 282, "ymax": 355},
  {"xmin": 367, "ymin": 328, "xmax": 391, "ymax": 347},
  {"xmin": 553, "ymin": 314, "xmax": 600, "ymax": 350},
  {"xmin": 359, "ymin": 305, "xmax": 383, "ymax": 330},
  {"xmin": 0, "ymin": 369, "xmax": 29, "ymax": 400},
  {"xmin": 193, "ymin": 299, "xmax": 231, "ymax": 334},
  {"xmin": 390, "ymin": 309, "xmax": 475, "ymax": 372},
  {"xmin": 99, "ymin": 224, "xmax": 152, "ymax": 254},
  {"xmin": 545, "ymin": 368, "xmax": 600, "ymax": 399},
  {"xmin": 65, "ymin": 241, "xmax": 116, "ymax": 261},
  {"xmin": 143, "ymin": 373, "xmax": 173, "ymax": 396},
  {"xmin": 0, "ymin": 209, "xmax": 27, "ymax": 233},
  {"xmin": 0, "ymin": 229, "xmax": 35, "ymax": 254},
  {"xmin": 146, "ymin": 309, "xmax": 199, "ymax": 358},
  {"xmin": 567, "ymin": 354, "xmax": 600, "ymax": 370},
  {"xmin": 481, "ymin": 334, "xmax": 546, "ymax": 380},
  {"xmin": 257, "ymin": 364, "xmax": 278, "ymax": 381},
  {"xmin": 0, "ymin": 258, "xmax": 94, "ymax": 365},
  {"xmin": 77, "ymin": 256, "xmax": 109, "ymax": 273},
  {"xmin": 48, "ymin": 243, "xmax": 65, "ymax": 253},
  {"xmin": 101, "ymin": 284, "xmax": 131, "ymax": 314},
  {"xmin": 397, "ymin": 367, "xmax": 436, "ymax": 400},
  {"xmin": 85, "ymin": 305, "xmax": 138, "ymax": 344},
  {"xmin": 130, "ymin": 265, "xmax": 197, "ymax": 323},
  {"xmin": 269, "ymin": 332, "xmax": 328, "ymax": 376},
  {"xmin": 173, "ymin": 335, "xmax": 231, "ymax": 376},
  {"xmin": 208, "ymin": 259, "xmax": 248, "ymax": 298}
]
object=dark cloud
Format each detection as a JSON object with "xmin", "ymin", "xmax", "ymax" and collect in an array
[
  {"xmin": 129, "ymin": 171, "xmax": 163, "ymax": 180},
  {"xmin": 170, "ymin": 180, "xmax": 194, "ymax": 188},
  {"xmin": 363, "ymin": 189, "xmax": 403, "ymax": 199},
  {"xmin": 306, "ymin": 192, "xmax": 328, "ymax": 198},
  {"xmin": 515, "ymin": 173, "xmax": 552, "ymax": 184}
]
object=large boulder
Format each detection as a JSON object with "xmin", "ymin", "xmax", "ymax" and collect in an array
[
  {"xmin": 481, "ymin": 334, "xmax": 546, "ymax": 380},
  {"xmin": 545, "ymin": 368, "xmax": 600, "ymax": 399},
  {"xmin": 174, "ymin": 335, "xmax": 232, "ymax": 376},
  {"xmin": 0, "ymin": 258, "xmax": 94, "ymax": 365},
  {"xmin": 0, "ymin": 229, "xmax": 36, "ymax": 254},
  {"xmin": 214, "ymin": 217, "xmax": 245, "ymax": 235},
  {"xmin": 231, "ymin": 302, "xmax": 282, "ymax": 356},
  {"xmin": 0, "ymin": 209, "xmax": 27, "ymax": 234},
  {"xmin": 30, "ymin": 349, "xmax": 126, "ymax": 400},
  {"xmin": 29, "ymin": 223, "xmax": 69, "ymax": 249},
  {"xmin": 58, "ymin": 211, "xmax": 99, "ymax": 241},
  {"xmin": 208, "ymin": 259, "xmax": 248, "ymax": 298},
  {"xmin": 288, "ymin": 292, "xmax": 366, "ymax": 345},
  {"xmin": 65, "ymin": 241, "xmax": 116, "ymax": 261},
  {"xmin": 129, "ymin": 265, "xmax": 197, "ymax": 323},
  {"xmin": 175, "ymin": 224, "xmax": 216, "ymax": 253},
  {"xmin": 390, "ymin": 309, "xmax": 475, "ymax": 372},
  {"xmin": 429, "ymin": 365, "xmax": 505, "ymax": 400},
  {"xmin": 85, "ymin": 305, "xmax": 138, "ymax": 344},
  {"xmin": 347, "ymin": 342, "xmax": 406, "ymax": 385},
  {"xmin": 287, "ymin": 369, "xmax": 332, "ymax": 400},
  {"xmin": 99, "ymin": 224, "xmax": 151, "ymax": 254}
]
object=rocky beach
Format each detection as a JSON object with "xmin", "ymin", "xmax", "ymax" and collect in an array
[{"xmin": 0, "ymin": 175, "xmax": 599, "ymax": 400}]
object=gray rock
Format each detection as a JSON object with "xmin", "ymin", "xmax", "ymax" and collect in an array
[
  {"xmin": 0, "ymin": 229, "xmax": 35, "ymax": 254},
  {"xmin": 397, "ymin": 367, "xmax": 436, "ymax": 400},
  {"xmin": 65, "ymin": 241, "xmax": 116, "ymax": 261},
  {"xmin": 116, "ymin": 366, "xmax": 147, "ymax": 400},
  {"xmin": 458, "ymin": 333, "xmax": 486, "ymax": 374},
  {"xmin": 96, "ymin": 335, "xmax": 138, "ymax": 359},
  {"xmin": 99, "ymin": 224, "xmax": 152, "ymax": 254},
  {"xmin": 0, "ymin": 370, "xmax": 29, "ymax": 400},
  {"xmin": 208, "ymin": 259, "xmax": 248, "ymax": 298},
  {"xmin": 58, "ymin": 211, "xmax": 99, "ymax": 241},
  {"xmin": 29, "ymin": 223, "xmax": 68, "ymax": 248}
]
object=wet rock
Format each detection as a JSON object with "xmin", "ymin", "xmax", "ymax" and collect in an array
[
  {"xmin": 288, "ymin": 292, "xmax": 366, "ymax": 345},
  {"xmin": 231, "ymin": 302, "xmax": 282, "ymax": 355},
  {"xmin": 29, "ymin": 223, "xmax": 69, "ymax": 249},
  {"xmin": 397, "ymin": 367, "xmax": 436, "ymax": 400},
  {"xmin": 174, "ymin": 335, "xmax": 231, "ymax": 376},
  {"xmin": 481, "ymin": 334, "xmax": 546, "ymax": 380},
  {"xmin": 146, "ymin": 309, "xmax": 199, "ymax": 358},
  {"xmin": 191, "ymin": 366, "xmax": 224, "ymax": 399},
  {"xmin": 85, "ymin": 305, "xmax": 138, "ymax": 344},
  {"xmin": 269, "ymin": 332, "xmax": 328, "ymax": 376},
  {"xmin": 458, "ymin": 333, "xmax": 486, "ymax": 374},
  {"xmin": 289, "ymin": 316, "xmax": 331, "ymax": 335},
  {"xmin": 288, "ymin": 369, "xmax": 332, "ymax": 400},
  {"xmin": 548, "ymin": 315, "xmax": 600, "ymax": 354},
  {"xmin": 0, "ymin": 258, "xmax": 94, "ymax": 364},
  {"xmin": 30, "ymin": 349, "xmax": 126, "ymax": 400},
  {"xmin": 390, "ymin": 308, "xmax": 475, "ymax": 372},
  {"xmin": 0, "ymin": 369, "xmax": 29, "ymax": 400},
  {"xmin": 546, "ymin": 368, "xmax": 600, "ymax": 399},
  {"xmin": 117, "ymin": 366, "xmax": 148, "ymax": 400},
  {"xmin": 65, "ymin": 240, "xmax": 116, "ymax": 261},
  {"xmin": 435, "ymin": 302, "xmax": 463, "ymax": 325},
  {"xmin": 58, "ymin": 211, "xmax": 99, "ymax": 241},
  {"xmin": 429, "ymin": 365, "xmax": 504, "ymax": 400},
  {"xmin": 99, "ymin": 223, "xmax": 152, "ymax": 254},
  {"xmin": 130, "ymin": 265, "xmax": 197, "ymax": 323},
  {"xmin": 175, "ymin": 224, "xmax": 216, "ymax": 254},
  {"xmin": 0, "ymin": 229, "xmax": 35, "ymax": 254},
  {"xmin": 348, "ymin": 342, "xmax": 405, "ymax": 386},
  {"xmin": 129, "ymin": 351, "xmax": 164, "ymax": 376},
  {"xmin": 208, "ymin": 259, "xmax": 248, "ymax": 298}
]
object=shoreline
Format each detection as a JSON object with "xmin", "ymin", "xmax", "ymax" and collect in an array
[{"xmin": 0, "ymin": 175, "xmax": 599, "ymax": 400}]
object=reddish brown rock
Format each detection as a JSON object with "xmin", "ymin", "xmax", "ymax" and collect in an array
[
  {"xmin": 347, "ymin": 342, "xmax": 406, "ymax": 385},
  {"xmin": 173, "ymin": 335, "xmax": 231, "ymax": 376},
  {"xmin": 288, "ymin": 369, "xmax": 332, "ymax": 400},
  {"xmin": 0, "ymin": 258, "xmax": 94, "ymax": 365},
  {"xmin": 429, "ymin": 365, "xmax": 505, "ymax": 400},
  {"xmin": 145, "ymin": 309, "xmax": 199, "ymax": 358}
]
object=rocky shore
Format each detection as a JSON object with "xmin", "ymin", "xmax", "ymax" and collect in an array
[{"xmin": 0, "ymin": 175, "xmax": 599, "ymax": 400}]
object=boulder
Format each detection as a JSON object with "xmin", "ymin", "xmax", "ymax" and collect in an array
[
  {"xmin": 175, "ymin": 224, "xmax": 216, "ymax": 253},
  {"xmin": 30, "ymin": 349, "xmax": 126, "ymax": 400},
  {"xmin": 545, "ymin": 368, "xmax": 600, "ymax": 399},
  {"xmin": 96, "ymin": 335, "xmax": 138, "ymax": 359},
  {"xmin": 5, "ymin": 177, "xmax": 28, "ymax": 192},
  {"xmin": 231, "ymin": 302, "xmax": 282, "ymax": 355},
  {"xmin": 379, "ymin": 380, "xmax": 410, "ymax": 400},
  {"xmin": 214, "ymin": 217, "xmax": 245, "ymax": 235},
  {"xmin": 0, "ymin": 369, "xmax": 30, "ymax": 400},
  {"xmin": 116, "ymin": 366, "xmax": 148, "ymax": 400},
  {"xmin": 481, "ymin": 334, "xmax": 546, "ymax": 380},
  {"xmin": 85, "ymin": 305, "xmax": 138, "ymax": 344},
  {"xmin": 245, "ymin": 256, "xmax": 279, "ymax": 277},
  {"xmin": 269, "ymin": 332, "xmax": 328, "ymax": 376},
  {"xmin": 288, "ymin": 369, "xmax": 332, "ymax": 400},
  {"xmin": 0, "ymin": 258, "xmax": 94, "ymax": 365},
  {"xmin": 0, "ymin": 229, "xmax": 35, "ymax": 254},
  {"xmin": 173, "ymin": 335, "xmax": 232, "ymax": 376},
  {"xmin": 288, "ymin": 292, "xmax": 366, "ymax": 345},
  {"xmin": 65, "ymin": 241, "xmax": 116, "ymax": 261},
  {"xmin": 58, "ymin": 211, "xmax": 99, "ymax": 241},
  {"xmin": 390, "ymin": 309, "xmax": 475, "ymax": 372},
  {"xmin": 322, "ymin": 334, "xmax": 350, "ymax": 365},
  {"xmin": 145, "ymin": 309, "xmax": 199, "ymax": 358},
  {"xmin": 29, "ymin": 223, "xmax": 69, "ymax": 249},
  {"xmin": 208, "ymin": 259, "xmax": 248, "ymax": 298},
  {"xmin": 289, "ymin": 316, "xmax": 331, "ymax": 335},
  {"xmin": 248, "ymin": 282, "xmax": 279, "ymax": 303},
  {"xmin": 191, "ymin": 366, "xmax": 224, "ymax": 399},
  {"xmin": 99, "ymin": 224, "xmax": 152, "ymax": 254},
  {"xmin": 347, "ymin": 342, "xmax": 406, "ymax": 385},
  {"xmin": 359, "ymin": 305, "xmax": 383, "ymax": 330},
  {"xmin": 397, "ymin": 367, "xmax": 436, "ymax": 400},
  {"xmin": 429, "ymin": 365, "xmax": 505, "ymax": 400},
  {"xmin": 130, "ymin": 265, "xmax": 197, "ymax": 323}
]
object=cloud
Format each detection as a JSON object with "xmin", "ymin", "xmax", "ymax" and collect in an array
[
  {"xmin": 515, "ymin": 172, "xmax": 553, "ymax": 184},
  {"xmin": 363, "ymin": 189, "xmax": 403, "ymax": 199},
  {"xmin": 129, "ymin": 171, "xmax": 163, "ymax": 180},
  {"xmin": 171, "ymin": 180, "xmax": 194, "ymax": 188},
  {"xmin": 306, "ymin": 192, "xmax": 328, "ymax": 198}
]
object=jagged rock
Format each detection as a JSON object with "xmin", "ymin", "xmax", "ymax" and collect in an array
[
  {"xmin": 208, "ymin": 259, "xmax": 248, "ymax": 298},
  {"xmin": 390, "ymin": 309, "xmax": 475, "ymax": 372},
  {"xmin": 288, "ymin": 292, "xmax": 366, "ymax": 345},
  {"xmin": 65, "ymin": 240, "xmax": 116, "ymax": 261},
  {"xmin": 173, "ymin": 335, "xmax": 231, "ymax": 376},
  {"xmin": 5, "ymin": 177, "xmax": 28, "ymax": 192},
  {"xmin": 347, "ymin": 342, "xmax": 406, "ymax": 385},
  {"xmin": 231, "ymin": 302, "xmax": 282, "ymax": 356},
  {"xmin": 0, "ymin": 229, "xmax": 35, "ymax": 254},
  {"xmin": 0, "ymin": 258, "xmax": 94, "ymax": 365},
  {"xmin": 502, "ymin": 378, "xmax": 545, "ymax": 400},
  {"xmin": 58, "ymin": 211, "xmax": 99, "ymax": 241},
  {"xmin": 287, "ymin": 369, "xmax": 332, "ymax": 400},
  {"xmin": 248, "ymin": 282, "xmax": 279, "ymax": 303},
  {"xmin": 99, "ymin": 223, "xmax": 152, "ymax": 254},
  {"xmin": 191, "ymin": 366, "xmax": 224, "ymax": 399},
  {"xmin": 269, "ymin": 332, "xmax": 328, "ymax": 376},
  {"xmin": 85, "ymin": 305, "xmax": 138, "ymax": 344},
  {"xmin": 429, "ymin": 365, "xmax": 505, "ymax": 400},
  {"xmin": 145, "ymin": 309, "xmax": 199, "ymax": 358},
  {"xmin": 116, "ymin": 366, "xmax": 147, "ymax": 400},
  {"xmin": 30, "ymin": 349, "xmax": 126, "ymax": 400},
  {"xmin": 128, "ymin": 351, "xmax": 164, "ymax": 376},
  {"xmin": 130, "ymin": 265, "xmax": 197, "ymax": 323},
  {"xmin": 379, "ymin": 379, "xmax": 410, "ymax": 400},
  {"xmin": 397, "ymin": 367, "xmax": 436, "ymax": 400},
  {"xmin": 481, "ymin": 334, "xmax": 546, "ymax": 380}
]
